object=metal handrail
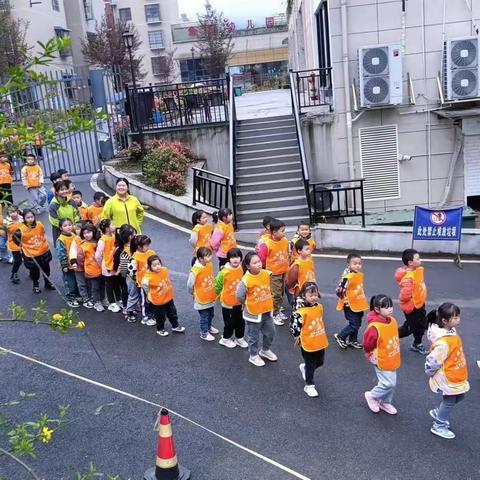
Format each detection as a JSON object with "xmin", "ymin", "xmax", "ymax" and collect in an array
[
  {"xmin": 228, "ymin": 73, "xmax": 238, "ymax": 228},
  {"xmin": 192, "ymin": 166, "xmax": 229, "ymax": 181},
  {"xmin": 289, "ymin": 69, "xmax": 312, "ymax": 224},
  {"xmin": 192, "ymin": 167, "xmax": 230, "ymax": 210}
]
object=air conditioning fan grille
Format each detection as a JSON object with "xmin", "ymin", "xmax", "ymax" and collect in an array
[
  {"xmin": 450, "ymin": 40, "xmax": 477, "ymax": 67},
  {"xmin": 363, "ymin": 77, "xmax": 389, "ymax": 104},
  {"xmin": 452, "ymin": 69, "xmax": 478, "ymax": 97},
  {"xmin": 362, "ymin": 47, "xmax": 389, "ymax": 75}
]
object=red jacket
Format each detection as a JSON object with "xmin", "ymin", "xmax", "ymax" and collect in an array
[
  {"xmin": 395, "ymin": 266, "xmax": 415, "ymax": 314},
  {"xmin": 363, "ymin": 310, "xmax": 393, "ymax": 354}
]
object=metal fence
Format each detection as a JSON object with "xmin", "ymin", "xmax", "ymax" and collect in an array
[
  {"xmin": 293, "ymin": 68, "xmax": 333, "ymax": 113},
  {"xmin": 127, "ymin": 78, "xmax": 229, "ymax": 132},
  {"xmin": 192, "ymin": 167, "xmax": 230, "ymax": 211}
]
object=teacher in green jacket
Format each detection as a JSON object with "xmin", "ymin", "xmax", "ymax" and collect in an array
[{"xmin": 102, "ymin": 178, "xmax": 144, "ymax": 234}]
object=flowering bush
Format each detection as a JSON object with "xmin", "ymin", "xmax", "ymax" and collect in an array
[{"xmin": 145, "ymin": 139, "xmax": 196, "ymax": 161}]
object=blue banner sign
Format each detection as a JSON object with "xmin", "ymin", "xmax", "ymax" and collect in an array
[{"xmin": 413, "ymin": 207, "xmax": 463, "ymax": 241}]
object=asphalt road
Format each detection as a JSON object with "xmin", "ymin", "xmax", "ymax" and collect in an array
[{"xmin": 1, "ymin": 176, "xmax": 479, "ymax": 480}]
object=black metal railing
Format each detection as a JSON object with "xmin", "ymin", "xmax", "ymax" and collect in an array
[
  {"xmin": 228, "ymin": 73, "xmax": 238, "ymax": 228},
  {"xmin": 294, "ymin": 68, "xmax": 333, "ymax": 113},
  {"xmin": 127, "ymin": 78, "xmax": 229, "ymax": 132},
  {"xmin": 192, "ymin": 167, "xmax": 230, "ymax": 210},
  {"xmin": 311, "ymin": 179, "xmax": 366, "ymax": 227}
]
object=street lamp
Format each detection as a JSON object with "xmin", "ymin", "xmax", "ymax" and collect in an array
[
  {"xmin": 123, "ymin": 30, "xmax": 137, "ymax": 90},
  {"xmin": 190, "ymin": 46, "xmax": 196, "ymax": 82}
]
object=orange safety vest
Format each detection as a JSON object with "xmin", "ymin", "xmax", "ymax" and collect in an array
[
  {"xmin": 144, "ymin": 268, "xmax": 174, "ymax": 306},
  {"xmin": 81, "ymin": 241, "xmax": 102, "ymax": 278},
  {"xmin": 290, "ymin": 237, "xmax": 316, "ymax": 262},
  {"xmin": 191, "ymin": 262, "xmax": 216, "ymax": 304},
  {"xmin": 87, "ymin": 205, "xmax": 104, "ymax": 225},
  {"xmin": 19, "ymin": 222, "xmax": 49, "ymax": 258},
  {"xmin": 216, "ymin": 221, "xmax": 236, "ymax": 255},
  {"xmin": 264, "ymin": 237, "xmax": 290, "ymax": 275},
  {"xmin": 78, "ymin": 204, "xmax": 88, "ymax": 221},
  {"xmin": 22, "ymin": 165, "xmax": 43, "ymax": 188},
  {"xmin": 193, "ymin": 223, "xmax": 213, "ymax": 253},
  {"xmin": 0, "ymin": 162, "xmax": 13, "ymax": 184},
  {"xmin": 298, "ymin": 304, "xmax": 329, "ymax": 352},
  {"xmin": 132, "ymin": 249, "xmax": 156, "ymax": 287},
  {"xmin": 370, "ymin": 317, "xmax": 401, "ymax": 371},
  {"xmin": 7, "ymin": 221, "xmax": 22, "ymax": 252},
  {"xmin": 336, "ymin": 271, "xmax": 369, "ymax": 312},
  {"xmin": 404, "ymin": 267, "xmax": 427, "ymax": 309},
  {"xmin": 101, "ymin": 235, "xmax": 116, "ymax": 271},
  {"xmin": 243, "ymin": 269, "xmax": 273, "ymax": 315},
  {"xmin": 293, "ymin": 257, "xmax": 316, "ymax": 291},
  {"xmin": 432, "ymin": 335, "xmax": 468, "ymax": 384},
  {"xmin": 219, "ymin": 265, "xmax": 243, "ymax": 307},
  {"xmin": 57, "ymin": 233, "xmax": 75, "ymax": 268}
]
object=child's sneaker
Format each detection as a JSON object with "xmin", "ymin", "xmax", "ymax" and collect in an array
[
  {"xmin": 102, "ymin": 298, "xmax": 110, "ymax": 308},
  {"xmin": 348, "ymin": 340, "xmax": 363, "ymax": 349},
  {"xmin": 219, "ymin": 337, "xmax": 236, "ymax": 348},
  {"xmin": 67, "ymin": 299, "xmax": 80, "ymax": 308},
  {"xmin": 200, "ymin": 332, "xmax": 215, "ymax": 341},
  {"xmin": 83, "ymin": 301, "xmax": 94, "ymax": 309},
  {"xmin": 107, "ymin": 303, "xmax": 121, "ymax": 313},
  {"xmin": 94, "ymin": 302, "xmax": 105, "ymax": 312},
  {"xmin": 171, "ymin": 326, "xmax": 186, "ymax": 333},
  {"xmin": 144, "ymin": 318, "xmax": 156, "ymax": 327},
  {"xmin": 235, "ymin": 337, "xmax": 248, "ymax": 348},
  {"xmin": 273, "ymin": 314, "xmax": 284, "ymax": 326},
  {"xmin": 156, "ymin": 330, "xmax": 169, "ymax": 337},
  {"xmin": 279, "ymin": 311, "xmax": 288, "ymax": 321},
  {"xmin": 304, "ymin": 385, "xmax": 319, "ymax": 398},
  {"xmin": 364, "ymin": 391, "xmax": 380, "ymax": 413},
  {"xmin": 10, "ymin": 274, "xmax": 20, "ymax": 284},
  {"xmin": 430, "ymin": 424, "xmax": 455, "ymax": 439},
  {"xmin": 379, "ymin": 402, "xmax": 398, "ymax": 415},
  {"xmin": 410, "ymin": 343, "xmax": 428, "ymax": 355},
  {"xmin": 259, "ymin": 349, "xmax": 278, "ymax": 362},
  {"xmin": 334, "ymin": 333, "xmax": 348, "ymax": 349},
  {"xmin": 299, "ymin": 363, "xmax": 306, "ymax": 381},
  {"xmin": 249, "ymin": 355, "xmax": 265, "ymax": 367},
  {"xmin": 209, "ymin": 326, "xmax": 219, "ymax": 334},
  {"xmin": 33, "ymin": 286, "xmax": 41, "ymax": 294},
  {"xmin": 429, "ymin": 409, "xmax": 450, "ymax": 427},
  {"xmin": 125, "ymin": 312, "xmax": 137, "ymax": 323},
  {"xmin": 44, "ymin": 282, "xmax": 56, "ymax": 291}
]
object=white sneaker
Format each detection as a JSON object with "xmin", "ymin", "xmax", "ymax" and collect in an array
[
  {"xmin": 83, "ymin": 300, "xmax": 94, "ymax": 309},
  {"xmin": 304, "ymin": 385, "xmax": 319, "ymax": 398},
  {"xmin": 259, "ymin": 349, "xmax": 278, "ymax": 362},
  {"xmin": 235, "ymin": 337, "xmax": 248, "ymax": 348},
  {"xmin": 144, "ymin": 318, "xmax": 156, "ymax": 327},
  {"xmin": 156, "ymin": 330, "xmax": 169, "ymax": 337},
  {"xmin": 273, "ymin": 314, "xmax": 284, "ymax": 326},
  {"xmin": 94, "ymin": 302, "xmax": 105, "ymax": 312},
  {"xmin": 209, "ymin": 326, "xmax": 219, "ymax": 334},
  {"xmin": 172, "ymin": 326, "xmax": 185, "ymax": 333},
  {"xmin": 299, "ymin": 363, "xmax": 306, "ymax": 381},
  {"xmin": 141, "ymin": 316, "xmax": 149, "ymax": 325},
  {"xmin": 249, "ymin": 355, "xmax": 265, "ymax": 367},
  {"xmin": 102, "ymin": 299, "xmax": 110, "ymax": 308},
  {"xmin": 201, "ymin": 332, "xmax": 215, "ymax": 341},
  {"xmin": 108, "ymin": 303, "xmax": 121, "ymax": 313},
  {"xmin": 279, "ymin": 311, "xmax": 288, "ymax": 321},
  {"xmin": 219, "ymin": 337, "xmax": 236, "ymax": 348}
]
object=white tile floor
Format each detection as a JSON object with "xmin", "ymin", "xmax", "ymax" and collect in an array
[{"xmin": 235, "ymin": 89, "xmax": 293, "ymax": 120}]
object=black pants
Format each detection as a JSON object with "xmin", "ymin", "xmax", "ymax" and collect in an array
[
  {"xmin": 104, "ymin": 274, "xmax": 122, "ymax": 304},
  {"xmin": 301, "ymin": 348, "xmax": 325, "ymax": 385},
  {"xmin": 52, "ymin": 226, "xmax": 61, "ymax": 245},
  {"xmin": 151, "ymin": 300, "xmax": 179, "ymax": 331},
  {"xmin": 119, "ymin": 276, "xmax": 128, "ymax": 308},
  {"xmin": 0, "ymin": 183, "xmax": 12, "ymax": 204},
  {"xmin": 222, "ymin": 305, "xmax": 245, "ymax": 339},
  {"xmin": 24, "ymin": 252, "xmax": 52, "ymax": 287},
  {"xmin": 11, "ymin": 251, "xmax": 22, "ymax": 275},
  {"xmin": 399, "ymin": 306, "xmax": 427, "ymax": 345}
]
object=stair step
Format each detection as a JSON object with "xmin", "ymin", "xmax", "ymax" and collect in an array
[
  {"xmin": 239, "ymin": 114, "xmax": 293, "ymax": 125},
  {"xmin": 237, "ymin": 161, "xmax": 300, "ymax": 172},
  {"xmin": 236, "ymin": 131, "xmax": 297, "ymax": 142},
  {"xmin": 236, "ymin": 153, "xmax": 300, "ymax": 164},
  {"xmin": 237, "ymin": 138, "xmax": 298, "ymax": 150},
  {"xmin": 237, "ymin": 125, "xmax": 296, "ymax": 135},
  {"xmin": 237, "ymin": 177, "xmax": 304, "ymax": 190},
  {"xmin": 237, "ymin": 204, "xmax": 309, "ymax": 215},
  {"xmin": 237, "ymin": 119, "xmax": 295, "ymax": 130},
  {"xmin": 237, "ymin": 195, "xmax": 307, "ymax": 206},
  {"xmin": 236, "ymin": 146, "xmax": 299, "ymax": 158},
  {"xmin": 237, "ymin": 215, "xmax": 310, "ymax": 229},
  {"xmin": 237, "ymin": 205, "xmax": 310, "ymax": 223},
  {"xmin": 237, "ymin": 169, "xmax": 302, "ymax": 183},
  {"xmin": 237, "ymin": 186, "xmax": 304, "ymax": 196}
]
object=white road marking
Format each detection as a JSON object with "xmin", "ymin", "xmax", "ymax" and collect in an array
[
  {"xmin": 91, "ymin": 174, "xmax": 480, "ymax": 264},
  {"xmin": 0, "ymin": 346, "xmax": 311, "ymax": 480}
]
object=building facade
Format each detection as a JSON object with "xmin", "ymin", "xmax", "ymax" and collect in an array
[{"xmin": 288, "ymin": 0, "xmax": 480, "ymax": 213}]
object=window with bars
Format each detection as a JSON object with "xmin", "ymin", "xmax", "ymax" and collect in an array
[
  {"xmin": 84, "ymin": 0, "xmax": 94, "ymax": 20},
  {"xmin": 145, "ymin": 4, "xmax": 161, "ymax": 23},
  {"xmin": 148, "ymin": 30, "xmax": 164, "ymax": 49},
  {"xmin": 52, "ymin": 0, "xmax": 60, "ymax": 11},
  {"xmin": 118, "ymin": 8, "xmax": 132, "ymax": 23},
  {"xmin": 151, "ymin": 56, "xmax": 168, "ymax": 76}
]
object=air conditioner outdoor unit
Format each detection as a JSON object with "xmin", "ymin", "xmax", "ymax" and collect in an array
[
  {"xmin": 445, "ymin": 36, "xmax": 480, "ymax": 101},
  {"xmin": 358, "ymin": 43, "xmax": 403, "ymax": 108}
]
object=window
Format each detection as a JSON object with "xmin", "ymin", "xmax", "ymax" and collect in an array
[
  {"xmin": 83, "ymin": 0, "xmax": 94, "ymax": 20},
  {"xmin": 151, "ymin": 56, "xmax": 168, "ymax": 76},
  {"xmin": 148, "ymin": 30, "xmax": 164, "ymax": 49},
  {"xmin": 179, "ymin": 59, "xmax": 207, "ymax": 82},
  {"xmin": 118, "ymin": 8, "xmax": 132, "ymax": 23},
  {"xmin": 315, "ymin": 1, "xmax": 331, "ymax": 78},
  {"xmin": 145, "ymin": 4, "xmax": 161, "ymax": 23},
  {"xmin": 52, "ymin": 0, "xmax": 60, "ymax": 11}
]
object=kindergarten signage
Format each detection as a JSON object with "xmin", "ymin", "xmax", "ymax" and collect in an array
[{"xmin": 412, "ymin": 206, "xmax": 463, "ymax": 241}]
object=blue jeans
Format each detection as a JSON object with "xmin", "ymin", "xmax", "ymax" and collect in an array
[
  {"xmin": 0, "ymin": 233, "xmax": 12, "ymax": 262},
  {"xmin": 198, "ymin": 307, "xmax": 214, "ymax": 336},
  {"xmin": 370, "ymin": 368, "xmax": 397, "ymax": 403},
  {"xmin": 339, "ymin": 307, "xmax": 363, "ymax": 342},
  {"xmin": 435, "ymin": 393, "xmax": 465, "ymax": 427},
  {"xmin": 62, "ymin": 270, "xmax": 79, "ymax": 300},
  {"xmin": 246, "ymin": 313, "xmax": 275, "ymax": 357}
]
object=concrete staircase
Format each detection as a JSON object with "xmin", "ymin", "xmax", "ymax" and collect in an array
[{"xmin": 235, "ymin": 114, "xmax": 310, "ymax": 230}]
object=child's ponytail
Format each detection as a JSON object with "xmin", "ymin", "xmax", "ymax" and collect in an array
[{"xmin": 213, "ymin": 207, "xmax": 232, "ymax": 224}]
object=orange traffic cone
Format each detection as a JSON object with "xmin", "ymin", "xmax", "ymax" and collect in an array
[{"xmin": 144, "ymin": 409, "xmax": 191, "ymax": 480}]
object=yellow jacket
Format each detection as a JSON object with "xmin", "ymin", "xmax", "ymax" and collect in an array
[{"xmin": 102, "ymin": 194, "xmax": 144, "ymax": 234}]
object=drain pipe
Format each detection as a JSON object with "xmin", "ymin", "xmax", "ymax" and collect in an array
[
  {"xmin": 440, "ymin": 125, "xmax": 463, "ymax": 206},
  {"xmin": 341, "ymin": 0, "xmax": 355, "ymax": 180},
  {"xmin": 401, "ymin": 0, "xmax": 406, "ymax": 55}
]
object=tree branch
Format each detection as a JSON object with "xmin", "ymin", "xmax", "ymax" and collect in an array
[{"xmin": 0, "ymin": 447, "xmax": 40, "ymax": 480}]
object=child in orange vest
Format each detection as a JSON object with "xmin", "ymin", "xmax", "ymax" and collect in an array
[
  {"xmin": 0, "ymin": 154, "xmax": 14, "ymax": 204},
  {"xmin": 290, "ymin": 223, "xmax": 316, "ymax": 262},
  {"xmin": 334, "ymin": 253, "xmax": 369, "ymax": 350},
  {"xmin": 395, "ymin": 248, "xmax": 428, "ymax": 355},
  {"xmin": 257, "ymin": 218, "xmax": 289, "ymax": 326},
  {"xmin": 128, "ymin": 234, "xmax": 156, "ymax": 325},
  {"xmin": 425, "ymin": 303, "xmax": 469, "ymax": 440},
  {"xmin": 187, "ymin": 246, "xmax": 218, "ymax": 341},
  {"xmin": 96, "ymin": 219, "xmax": 122, "ymax": 313},
  {"xmin": 286, "ymin": 238, "xmax": 316, "ymax": 299},
  {"xmin": 215, "ymin": 247, "xmax": 247, "ymax": 349},
  {"xmin": 72, "ymin": 190, "xmax": 88, "ymax": 220},
  {"xmin": 5, "ymin": 206, "xmax": 23, "ymax": 283},
  {"xmin": 255, "ymin": 215, "xmax": 273, "ymax": 253},
  {"xmin": 189, "ymin": 210, "xmax": 213, "ymax": 266},
  {"xmin": 21, "ymin": 154, "xmax": 46, "ymax": 213},
  {"xmin": 291, "ymin": 282, "xmax": 328, "ymax": 398},
  {"xmin": 210, "ymin": 208, "xmax": 237, "ymax": 268},
  {"xmin": 236, "ymin": 252, "xmax": 277, "ymax": 367},
  {"xmin": 86, "ymin": 191, "xmax": 106, "ymax": 226},
  {"xmin": 56, "ymin": 218, "xmax": 80, "ymax": 308},
  {"xmin": 363, "ymin": 294, "xmax": 401, "ymax": 415},
  {"xmin": 142, "ymin": 254, "xmax": 185, "ymax": 337},
  {"xmin": 69, "ymin": 220, "xmax": 91, "ymax": 307},
  {"xmin": 13, "ymin": 209, "xmax": 54, "ymax": 293}
]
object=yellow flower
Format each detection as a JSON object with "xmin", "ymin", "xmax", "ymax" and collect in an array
[
  {"xmin": 41, "ymin": 427, "xmax": 53, "ymax": 444},
  {"xmin": 52, "ymin": 313, "xmax": 63, "ymax": 322},
  {"xmin": 75, "ymin": 321, "xmax": 85, "ymax": 329}
]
